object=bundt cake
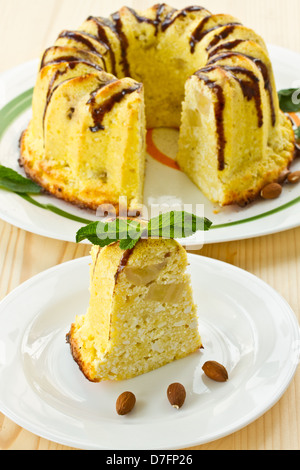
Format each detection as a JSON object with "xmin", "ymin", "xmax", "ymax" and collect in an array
[
  {"xmin": 20, "ymin": 4, "xmax": 295, "ymax": 210},
  {"xmin": 67, "ymin": 238, "xmax": 201, "ymax": 382}
]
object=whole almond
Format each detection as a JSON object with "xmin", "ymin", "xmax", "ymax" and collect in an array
[
  {"xmin": 287, "ymin": 171, "xmax": 300, "ymax": 184},
  {"xmin": 261, "ymin": 183, "xmax": 282, "ymax": 200},
  {"xmin": 167, "ymin": 383, "xmax": 186, "ymax": 409},
  {"xmin": 116, "ymin": 391, "xmax": 136, "ymax": 415},
  {"xmin": 277, "ymin": 170, "xmax": 291, "ymax": 184},
  {"xmin": 202, "ymin": 361, "xmax": 228, "ymax": 383}
]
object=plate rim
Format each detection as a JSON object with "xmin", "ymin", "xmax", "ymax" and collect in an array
[{"xmin": 0, "ymin": 253, "xmax": 299, "ymax": 450}]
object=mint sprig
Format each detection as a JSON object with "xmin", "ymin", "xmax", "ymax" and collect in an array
[
  {"xmin": 76, "ymin": 211, "xmax": 212, "ymax": 248},
  {"xmin": 0, "ymin": 165, "xmax": 41, "ymax": 194},
  {"xmin": 76, "ymin": 218, "xmax": 144, "ymax": 248},
  {"xmin": 278, "ymin": 88, "xmax": 300, "ymax": 113}
]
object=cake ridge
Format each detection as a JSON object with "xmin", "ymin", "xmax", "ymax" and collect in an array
[
  {"xmin": 190, "ymin": 19, "xmax": 242, "ymax": 53},
  {"xmin": 208, "ymin": 51, "xmax": 276, "ymax": 126},
  {"xmin": 88, "ymin": 82, "xmax": 143, "ymax": 133},
  {"xmin": 220, "ymin": 65, "xmax": 263, "ymax": 128},
  {"xmin": 161, "ymin": 5, "xmax": 209, "ymax": 31},
  {"xmin": 86, "ymin": 16, "xmax": 118, "ymax": 75},
  {"xmin": 40, "ymin": 45, "xmax": 107, "ymax": 70},
  {"xmin": 207, "ymin": 38, "xmax": 246, "ymax": 57},
  {"xmin": 205, "ymin": 24, "xmax": 243, "ymax": 51},
  {"xmin": 57, "ymin": 30, "xmax": 109, "ymax": 53},
  {"xmin": 194, "ymin": 68, "xmax": 226, "ymax": 171},
  {"xmin": 42, "ymin": 62, "xmax": 107, "ymax": 130},
  {"xmin": 111, "ymin": 10, "xmax": 131, "ymax": 77}
]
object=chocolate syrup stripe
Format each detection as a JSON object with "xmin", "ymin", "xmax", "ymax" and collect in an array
[
  {"xmin": 126, "ymin": 4, "xmax": 169, "ymax": 35},
  {"xmin": 201, "ymin": 64, "xmax": 263, "ymax": 128},
  {"xmin": 42, "ymin": 61, "xmax": 107, "ymax": 131},
  {"xmin": 88, "ymin": 83, "xmax": 142, "ymax": 132},
  {"xmin": 42, "ymin": 57, "xmax": 106, "ymax": 72},
  {"xmin": 43, "ymin": 67, "xmax": 69, "ymax": 129},
  {"xmin": 57, "ymin": 30, "xmax": 110, "ymax": 59},
  {"xmin": 195, "ymin": 70, "xmax": 226, "ymax": 172},
  {"xmin": 207, "ymin": 39, "xmax": 245, "ymax": 58},
  {"xmin": 161, "ymin": 5, "xmax": 208, "ymax": 31},
  {"xmin": 224, "ymin": 65, "xmax": 263, "ymax": 128},
  {"xmin": 190, "ymin": 20, "xmax": 242, "ymax": 53},
  {"xmin": 208, "ymin": 51, "xmax": 276, "ymax": 126},
  {"xmin": 86, "ymin": 17, "xmax": 117, "ymax": 76},
  {"xmin": 195, "ymin": 61, "xmax": 266, "ymax": 170},
  {"xmin": 40, "ymin": 48, "xmax": 107, "ymax": 71},
  {"xmin": 111, "ymin": 11, "xmax": 130, "ymax": 77},
  {"xmin": 205, "ymin": 24, "xmax": 242, "ymax": 52}
]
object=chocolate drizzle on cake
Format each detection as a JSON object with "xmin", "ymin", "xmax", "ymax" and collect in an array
[
  {"xmin": 205, "ymin": 24, "xmax": 239, "ymax": 51},
  {"xmin": 111, "ymin": 11, "xmax": 131, "ymax": 77},
  {"xmin": 195, "ymin": 62, "xmax": 265, "ymax": 169},
  {"xmin": 190, "ymin": 20, "xmax": 241, "ymax": 53},
  {"xmin": 161, "ymin": 6, "xmax": 207, "ymax": 31},
  {"xmin": 126, "ymin": 3, "xmax": 167, "ymax": 36},
  {"xmin": 208, "ymin": 51, "xmax": 276, "ymax": 126},
  {"xmin": 190, "ymin": 16, "xmax": 212, "ymax": 53},
  {"xmin": 87, "ymin": 16, "xmax": 117, "ymax": 76},
  {"xmin": 42, "ymin": 62, "xmax": 105, "ymax": 130},
  {"xmin": 196, "ymin": 58, "xmax": 271, "ymax": 170},
  {"xmin": 88, "ymin": 83, "xmax": 142, "ymax": 132},
  {"xmin": 44, "ymin": 57, "xmax": 105, "ymax": 71},
  {"xmin": 207, "ymin": 39, "xmax": 245, "ymax": 58},
  {"xmin": 154, "ymin": 3, "xmax": 168, "ymax": 34},
  {"xmin": 43, "ymin": 66, "xmax": 69, "ymax": 129},
  {"xmin": 195, "ymin": 69, "xmax": 226, "ymax": 171},
  {"xmin": 252, "ymin": 57, "xmax": 276, "ymax": 126},
  {"xmin": 58, "ymin": 31, "xmax": 103, "ymax": 53},
  {"xmin": 223, "ymin": 65, "xmax": 263, "ymax": 128}
]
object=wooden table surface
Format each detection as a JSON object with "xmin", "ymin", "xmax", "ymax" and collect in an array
[{"xmin": 0, "ymin": 0, "xmax": 300, "ymax": 451}]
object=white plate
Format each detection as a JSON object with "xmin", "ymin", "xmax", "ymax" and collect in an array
[
  {"xmin": 0, "ymin": 45, "xmax": 300, "ymax": 245},
  {"xmin": 0, "ymin": 254, "xmax": 298, "ymax": 450}
]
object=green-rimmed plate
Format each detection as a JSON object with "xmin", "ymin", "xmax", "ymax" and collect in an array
[{"xmin": 0, "ymin": 46, "xmax": 300, "ymax": 246}]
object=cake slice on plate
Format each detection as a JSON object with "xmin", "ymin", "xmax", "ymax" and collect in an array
[{"xmin": 67, "ymin": 212, "xmax": 211, "ymax": 382}]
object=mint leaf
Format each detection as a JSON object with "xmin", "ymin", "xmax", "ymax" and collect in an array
[
  {"xmin": 0, "ymin": 165, "xmax": 41, "ymax": 194},
  {"xmin": 76, "ymin": 218, "xmax": 144, "ymax": 247},
  {"xmin": 76, "ymin": 211, "xmax": 213, "ymax": 248},
  {"xmin": 76, "ymin": 221, "xmax": 105, "ymax": 244},
  {"xmin": 278, "ymin": 88, "xmax": 300, "ymax": 113},
  {"xmin": 119, "ymin": 235, "xmax": 142, "ymax": 250},
  {"xmin": 295, "ymin": 127, "xmax": 300, "ymax": 140},
  {"xmin": 147, "ymin": 211, "xmax": 212, "ymax": 238}
]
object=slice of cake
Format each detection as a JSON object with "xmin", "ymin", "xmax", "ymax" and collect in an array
[
  {"xmin": 67, "ymin": 238, "xmax": 202, "ymax": 382},
  {"xmin": 176, "ymin": 52, "xmax": 295, "ymax": 206}
]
